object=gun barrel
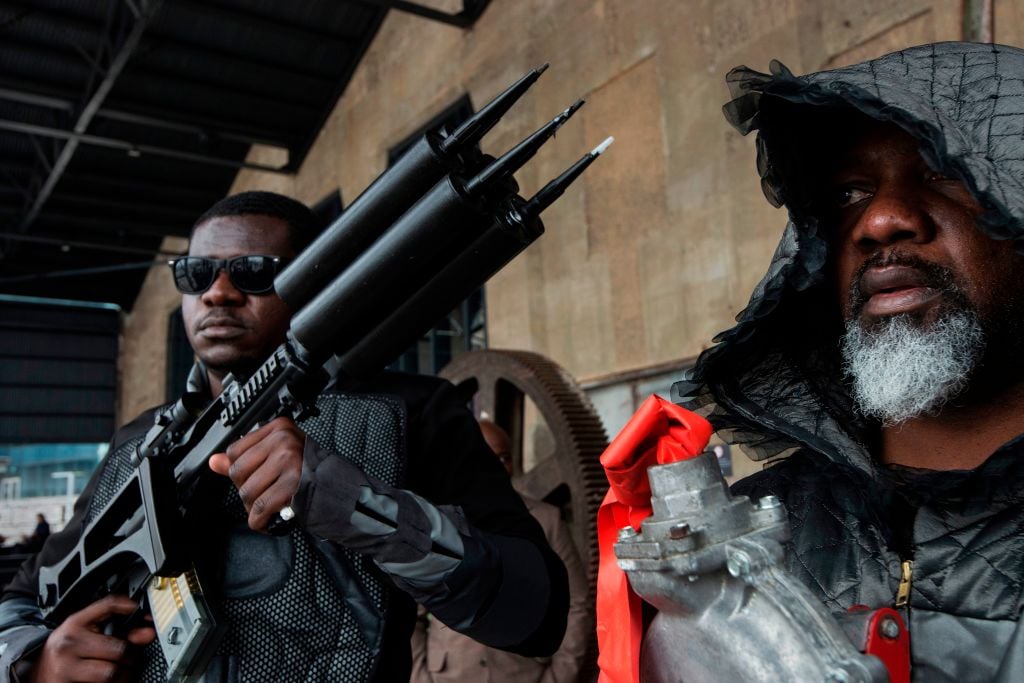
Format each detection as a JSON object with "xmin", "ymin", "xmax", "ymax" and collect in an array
[
  {"xmin": 288, "ymin": 175, "xmax": 506, "ymax": 364},
  {"xmin": 524, "ymin": 136, "xmax": 613, "ymax": 215},
  {"xmin": 439, "ymin": 64, "xmax": 548, "ymax": 154},
  {"xmin": 274, "ymin": 135, "xmax": 453, "ymax": 311},
  {"xmin": 337, "ymin": 139, "xmax": 611, "ymax": 376},
  {"xmin": 463, "ymin": 99, "xmax": 585, "ymax": 195},
  {"xmin": 336, "ymin": 197, "xmax": 543, "ymax": 376},
  {"xmin": 275, "ymin": 67, "xmax": 548, "ymax": 311}
]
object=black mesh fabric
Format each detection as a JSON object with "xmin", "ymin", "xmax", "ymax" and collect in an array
[
  {"xmin": 676, "ymin": 42, "xmax": 1024, "ymax": 470},
  {"xmin": 84, "ymin": 434, "xmax": 146, "ymax": 523},
  {"xmin": 90, "ymin": 391, "xmax": 408, "ymax": 682}
]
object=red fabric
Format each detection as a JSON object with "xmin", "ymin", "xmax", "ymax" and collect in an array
[{"xmin": 595, "ymin": 395, "xmax": 712, "ymax": 683}]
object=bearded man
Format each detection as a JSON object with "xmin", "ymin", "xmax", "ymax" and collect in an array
[{"xmin": 680, "ymin": 42, "xmax": 1024, "ymax": 680}]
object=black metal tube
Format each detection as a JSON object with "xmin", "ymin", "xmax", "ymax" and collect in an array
[
  {"xmin": 288, "ymin": 175, "xmax": 501, "ymax": 363},
  {"xmin": 463, "ymin": 99, "xmax": 584, "ymax": 195},
  {"xmin": 439, "ymin": 64, "xmax": 548, "ymax": 154},
  {"xmin": 275, "ymin": 66, "xmax": 548, "ymax": 311},
  {"xmin": 336, "ymin": 198, "xmax": 543, "ymax": 377},
  {"xmin": 275, "ymin": 133, "xmax": 451, "ymax": 310}
]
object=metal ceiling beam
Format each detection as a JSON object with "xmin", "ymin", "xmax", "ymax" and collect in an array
[
  {"xmin": 0, "ymin": 81, "xmax": 293, "ymax": 150},
  {"xmin": 47, "ymin": 192, "xmax": 197, "ymax": 222},
  {"xmin": 352, "ymin": 0, "xmax": 492, "ymax": 28},
  {"xmin": 0, "ymin": 232, "xmax": 182, "ymax": 258},
  {"xmin": 0, "ymin": 260, "xmax": 159, "ymax": 285},
  {"xmin": 0, "ymin": 86, "xmax": 72, "ymax": 112},
  {"xmin": 30, "ymin": 211, "xmax": 183, "ymax": 238},
  {"xmin": 0, "ymin": 82, "xmax": 296, "ymax": 150},
  {"xmin": 18, "ymin": 0, "xmax": 162, "ymax": 234},
  {"xmin": 0, "ymin": 118, "xmax": 290, "ymax": 174},
  {"xmin": 53, "ymin": 172, "xmax": 216, "ymax": 203}
]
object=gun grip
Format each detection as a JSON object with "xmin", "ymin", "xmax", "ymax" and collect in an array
[{"xmin": 102, "ymin": 600, "xmax": 148, "ymax": 638}]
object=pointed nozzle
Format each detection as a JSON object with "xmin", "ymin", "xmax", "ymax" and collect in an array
[
  {"xmin": 523, "ymin": 136, "xmax": 613, "ymax": 216},
  {"xmin": 464, "ymin": 98, "xmax": 586, "ymax": 195},
  {"xmin": 439, "ymin": 64, "xmax": 550, "ymax": 155}
]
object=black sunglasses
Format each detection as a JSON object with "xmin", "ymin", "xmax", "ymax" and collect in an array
[{"xmin": 168, "ymin": 255, "xmax": 285, "ymax": 295}]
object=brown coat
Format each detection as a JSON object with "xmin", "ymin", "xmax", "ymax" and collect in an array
[{"xmin": 411, "ymin": 497, "xmax": 593, "ymax": 682}]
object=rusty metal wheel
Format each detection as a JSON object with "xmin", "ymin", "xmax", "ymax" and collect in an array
[{"xmin": 440, "ymin": 349, "xmax": 608, "ymax": 680}]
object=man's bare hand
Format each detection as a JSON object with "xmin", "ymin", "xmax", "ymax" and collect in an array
[
  {"xmin": 31, "ymin": 594, "xmax": 155, "ymax": 683},
  {"xmin": 209, "ymin": 416, "xmax": 304, "ymax": 531}
]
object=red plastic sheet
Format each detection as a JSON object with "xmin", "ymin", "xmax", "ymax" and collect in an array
[{"xmin": 596, "ymin": 395, "xmax": 712, "ymax": 683}]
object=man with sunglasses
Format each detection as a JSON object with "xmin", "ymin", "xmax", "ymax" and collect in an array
[{"xmin": 0, "ymin": 191, "xmax": 568, "ymax": 682}]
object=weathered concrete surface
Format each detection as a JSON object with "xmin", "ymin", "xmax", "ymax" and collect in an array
[{"xmin": 119, "ymin": 236, "xmax": 188, "ymax": 422}]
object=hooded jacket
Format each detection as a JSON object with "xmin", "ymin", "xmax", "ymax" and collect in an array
[{"xmin": 677, "ymin": 42, "xmax": 1024, "ymax": 681}]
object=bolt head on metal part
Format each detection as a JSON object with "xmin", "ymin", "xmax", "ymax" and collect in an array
[
  {"xmin": 756, "ymin": 495, "xmax": 781, "ymax": 510},
  {"xmin": 879, "ymin": 617, "xmax": 900, "ymax": 639},
  {"xmin": 669, "ymin": 522, "xmax": 691, "ymax": 539},
  {"xmin": 618, "ymin": 526, "xmax": 638, "ymax": 541},
  {"xmin": 726, "ymin": 551, "xmax": 752, "ymax": 578}
]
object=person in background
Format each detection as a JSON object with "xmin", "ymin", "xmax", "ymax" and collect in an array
[
  {"xmin": 18, "ymin": 515, "xmax": 48, "ymax": 554},
  {"xmin": 412, "ymin": 419, "xmax": 593, "ymax": 683}
]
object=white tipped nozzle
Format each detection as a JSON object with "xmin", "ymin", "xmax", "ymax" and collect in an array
[{"xmin": 592, "ymin": 136, "xmax": 614, "ymax": 156}]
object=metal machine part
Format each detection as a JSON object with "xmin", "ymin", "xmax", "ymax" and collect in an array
[
  {"xmin": 440, "ymin": 349, "xmax": 608, "ymax": 680},
  {"xmin": 440, "ymin": 349, "xmax": 608, "ymax": 582},
  {"xmin": 614, "ymin": 450, "xmax": 889, "ymax": 682}
]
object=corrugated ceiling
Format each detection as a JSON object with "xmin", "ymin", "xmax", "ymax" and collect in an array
[{"xmin": 0, "ymin": 0, "xmax": 490, "ymax": 310}]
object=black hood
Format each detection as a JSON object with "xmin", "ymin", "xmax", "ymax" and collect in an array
[{"xmin": 676, "ymin": 42, "xmax": 1024, "ymax": 472}]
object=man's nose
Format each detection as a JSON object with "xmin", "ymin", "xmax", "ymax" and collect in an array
[
  {"xmin": 851, "ymin": 186, "xmax": 934, "ymax": 250},
  {"xmin": 200, "ymin": 269, "xmax": 244, "ymax": 304}
]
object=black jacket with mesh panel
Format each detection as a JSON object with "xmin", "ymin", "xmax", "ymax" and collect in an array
[{"xmin": 0, "ymin": 368, "xmax": 567, "ymax": 682}]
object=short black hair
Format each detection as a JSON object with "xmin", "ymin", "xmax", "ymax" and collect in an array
[{"xmin": 191, "ymin": 191, "xmax": 321, "ymax": 253}]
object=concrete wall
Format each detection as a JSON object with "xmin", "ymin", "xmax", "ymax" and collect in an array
[
  {"xmin": 120, "ymin": 1, "xmax": 1021, "ymax": 440},
  {"xmin": 120, "ymin": 236, "xmax": 189, "ymax": 420}
]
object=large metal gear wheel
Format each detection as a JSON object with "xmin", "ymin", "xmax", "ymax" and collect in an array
[
  {"xmin": 440, "ymin": 349, "xmax": 608, "ymax": 680},
  {"xmin": 440, "ymin": 349, "xmax": 608, "ymax": 577}
]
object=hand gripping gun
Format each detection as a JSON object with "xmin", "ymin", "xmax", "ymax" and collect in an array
[{"xmin": 36, "ymin": 66, "xmax": 613, "ymax": 682}]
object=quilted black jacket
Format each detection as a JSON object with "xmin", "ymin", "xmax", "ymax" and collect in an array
[{"xmin": 678, "ymin": 43, "xmax": 1024, "ymax": 681}]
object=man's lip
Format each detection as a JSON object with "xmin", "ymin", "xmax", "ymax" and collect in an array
[
  {"xmin": 197, "ymin": 317, "xmax": 248, "ymax": 336},
  {"xmin": 862, "ymin": 286, "xmax": 942, "ymax": 317},
  {"xmin": 199, "ymin": 316, "xmax": 246, "ymax": 329},
  {"xmin": 858, "ymin": 265, "xmax": 941, "ymax": 317}
]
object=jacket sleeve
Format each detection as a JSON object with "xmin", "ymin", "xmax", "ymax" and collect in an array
[
  {"xmin": 0, "ymin": 409, "xmax": 156, "ymax": 682},
  {"xmin": 295, "ymin": 376, "xmax": 569, "ymax": 657},
  {"xmin": 404, "ymin": 379, "xmax": 569, "ymax": 656},
  {"xmin": 0, "ymin": 451, "xmax": 110, "ymax": 682}
]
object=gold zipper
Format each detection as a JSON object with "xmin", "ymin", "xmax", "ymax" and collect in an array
[{"xmin": 895, "ymin": 559, "xmax": 913, "ymax": 607}]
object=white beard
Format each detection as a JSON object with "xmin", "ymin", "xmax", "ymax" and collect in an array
[{"xmin": 841, "ymin": 311, "xmax": 985, "ymax": 425}]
